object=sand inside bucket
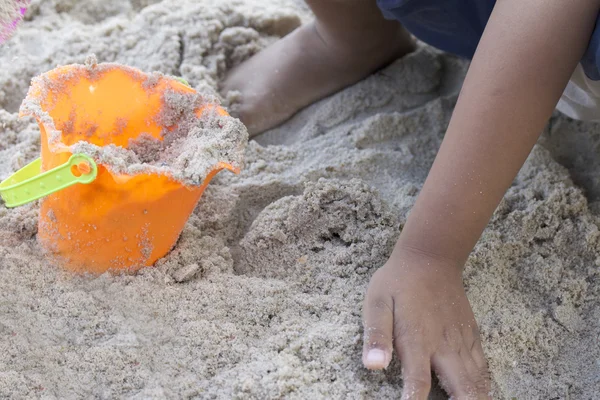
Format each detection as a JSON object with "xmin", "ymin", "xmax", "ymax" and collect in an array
[{"xmin": 20, "ymin": 56, "xmax": 248, "ymax": 187}]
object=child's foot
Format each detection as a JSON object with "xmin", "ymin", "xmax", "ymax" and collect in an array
[{"xmin": 222, "ymin": 19, "xmax": 414, "ymax": 136}]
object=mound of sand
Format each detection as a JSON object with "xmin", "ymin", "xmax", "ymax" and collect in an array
[{"xmin": 0, "ymin": 0, "xmax": 598, "ymax": 398}]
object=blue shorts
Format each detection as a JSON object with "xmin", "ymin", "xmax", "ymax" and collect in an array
[{"xmin": 376, "ymin": 0, "xmax": 600, "ymax": 121}]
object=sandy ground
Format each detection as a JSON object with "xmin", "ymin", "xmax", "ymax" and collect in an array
[{"xmin": 0, "ymin": 0, "xmax": 598, "ymax": 398}]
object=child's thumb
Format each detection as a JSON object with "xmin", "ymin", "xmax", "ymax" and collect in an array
[{"xmin": 362, "ymin": 288, "xmax": 394, "ymax": 369}]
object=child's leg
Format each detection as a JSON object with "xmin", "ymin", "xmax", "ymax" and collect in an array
[{"xmin": 222, "ymin": 0, "xmax": 415, "ymax": 136}]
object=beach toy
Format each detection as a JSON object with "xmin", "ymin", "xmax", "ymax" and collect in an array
[
  {"xmin": 0, "ymin": 154, "xmax": 98, "ymax": 207},
  {"xmin": 0, "ymin": 61, "xmax": 247, "ymax": 274},
  {"xmin": 0, "ymin": 0, "xmax": 28, "ymax": 44}
]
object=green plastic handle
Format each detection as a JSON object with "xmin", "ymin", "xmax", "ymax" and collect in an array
[
  {"xmin": 0, "ymin": 154, "xmax": 98, "ymax": 208},
  {"xmin": 174, "ymin": 76, "xmax": 190, "ymax": 87}
]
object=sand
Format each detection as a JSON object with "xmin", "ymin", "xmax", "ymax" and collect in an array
[
  {"xmin": 0, "ymin": 0, "xmax": 22, "ymax": 25},
  {"xmin": 0, "ymin": 0, "xmax": 598, "ymax": 399},
  {"xmin": 0, "ymin": 0, "xmax": 18, "ymax": 24},
  {"xmin": 0, "ymin": 0, "xmax": 26, "ymax": 43}
]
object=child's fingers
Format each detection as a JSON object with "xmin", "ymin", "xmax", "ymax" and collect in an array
[
  {"xmin": 361, "ymin": 285, "xmax": 394, "ymax": 370},
  {"xmin": 396, "ymin": 341, "xmax": 432, "ymax": 400},
  {"xmin": 461, "ymin": 324, "xmax": 491, "ymax": 392},
  {"xmin": 460, "ymin": 347, "xmax": 491, "ymax": 397},
  {"xmin": 469, "ymin": 339, "xmax": 492, "ymax": 394},
  {"xmin": 432, "ymin": 352, "xmax": 474, "ymax": 398},
  {"xmin": 470, "ymin": 336, "xmax": 489, "ymax": 370},
  {"xmin": 432, "ymin": 351, "xmax": 491, "ymax": 399}
]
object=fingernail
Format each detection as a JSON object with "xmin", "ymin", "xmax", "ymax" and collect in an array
[{"xmin": 365, "ymin": 349, "xmax": 388, "ymax": 368}]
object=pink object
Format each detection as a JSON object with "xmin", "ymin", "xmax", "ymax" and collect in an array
[{"xmin": 0, "ymin": 0, "xmax": 28, "ymax": 44}]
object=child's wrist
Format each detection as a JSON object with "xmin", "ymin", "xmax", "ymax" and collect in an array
[
  {"xmin": 388, "ymin": 239, "xmax": 465, "ymax": 275},
  {"xmin": 395, "ymin": 188, "xmax": 484, "ymax": 268}
]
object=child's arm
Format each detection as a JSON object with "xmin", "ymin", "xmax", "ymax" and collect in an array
[{"xmin": 363, "ymin": 0, "xmax": 600, "ymax": 398}]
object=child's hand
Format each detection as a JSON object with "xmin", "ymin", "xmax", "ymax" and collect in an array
[
  {"xmin": 362, "ymin": 248, "xmax": 490, "ymax": 399},
  {"xmin": 360, "ymin": 2, "xmax": 600, "ymax": 398}
]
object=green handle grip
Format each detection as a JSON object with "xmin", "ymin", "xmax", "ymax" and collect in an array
[{"xmin": 0, "ymin": 154, "xmax": 98, "ymax": 208}]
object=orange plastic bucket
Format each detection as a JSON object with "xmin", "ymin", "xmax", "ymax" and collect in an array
[{"xmin": 19, "ymin": 61, "xmax": 247, "ymax": 274}]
